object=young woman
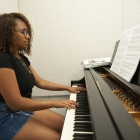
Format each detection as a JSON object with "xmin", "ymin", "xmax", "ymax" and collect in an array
[{"xmin": 0, "ymin": 13, "xmax": 86, "ymax": 140}]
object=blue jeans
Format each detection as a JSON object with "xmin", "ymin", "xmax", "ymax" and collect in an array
[{"xmin": 0, "ymin": 102, "xmax": 33, "ymax": 140}]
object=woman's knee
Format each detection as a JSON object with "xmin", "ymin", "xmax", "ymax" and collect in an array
[
  {"xmin": 33, "ymin": 109, "xmax": 64, "ymax": 132},
  {"xmin": 13, "ymin": 117, "xmax": 60, "ymax": 140}
]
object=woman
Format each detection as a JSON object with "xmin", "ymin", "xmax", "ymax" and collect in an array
[{"xmin": 0, "ymin": 13, "xmax": 86, "ymax": 140}]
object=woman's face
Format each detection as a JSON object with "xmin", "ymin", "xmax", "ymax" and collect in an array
[{"xmin": 14, "ymin": 18, "xmax": 30, "ymax": 51}]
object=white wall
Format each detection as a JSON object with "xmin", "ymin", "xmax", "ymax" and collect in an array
[
  {"xmin": 0, "ymin": 0, "xmax": 19, "ymax": 13},
  {"xmin": 123, "ymin": 0, "xmax": 140, "ymax": 30},
  {"xmin": 1, "ymin": 0, "xmax": 140, "ymax": 96}
]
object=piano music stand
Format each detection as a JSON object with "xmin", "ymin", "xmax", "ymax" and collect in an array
[{"xmin": 131, "ymin": 61, "xmax": 140, "ymax": 86}]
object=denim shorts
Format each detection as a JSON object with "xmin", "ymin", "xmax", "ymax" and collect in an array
[{"xmin": 0, "ymin": 102, "xmax": 34, "ymax": 140}]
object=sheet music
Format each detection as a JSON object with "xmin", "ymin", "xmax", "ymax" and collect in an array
[{"xmin": 110, "ymin": 24, "xmax": 140, "ymax": 82}]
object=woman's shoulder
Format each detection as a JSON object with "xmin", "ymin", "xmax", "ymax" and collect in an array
[
  {"xmin": 0, "ymin": 52, "xmax": 14, "ymax": 59},
  {"xmin": 0, "ymin": 52, "xmax": 15, "ymax": 68}
]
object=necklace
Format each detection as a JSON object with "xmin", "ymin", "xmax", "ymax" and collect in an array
[{"xmin": 18, "ymin": 57, "xmax": 32, "ymax": 74}]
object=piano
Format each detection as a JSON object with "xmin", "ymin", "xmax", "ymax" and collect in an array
[{"xmin": 60, "ymin": 41, "xmax": 140, "ymax": 140}]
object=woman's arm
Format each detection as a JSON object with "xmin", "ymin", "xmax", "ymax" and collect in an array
[
  {"xmin": 29, "ymin": 66, "xmax": 86, "ymax": 93},
  {"xmin": 0, "ymin": 68, "xmax": 78, "ymax": 111}
]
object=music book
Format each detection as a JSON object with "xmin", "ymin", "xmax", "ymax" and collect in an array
[
  {"xmin": 81, "ymin": 57, "xmax": 111, "ymax": 69},
  {"xmin": 110, "ymin": 24, "xmax": 140, "ymax": 82}
]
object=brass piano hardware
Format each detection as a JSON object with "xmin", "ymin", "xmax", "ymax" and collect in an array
[
  {"xmin": 130, "ymin": 112, "xmax": 140, "ymax": 118},
  {"xmin": 99, "ymin": 74, "xmax": 111, "ymax": 78},
  {"xmin": 130, "ymin": 112, "xmax": 140, "ymax": 126},
  {"xmin": 112, "ymin": 90, "xmax": 121, "ymax": 95}
]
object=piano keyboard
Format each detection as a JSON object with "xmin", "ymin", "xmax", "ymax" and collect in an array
[{"xmin": 60, "ymin": 85, "xmax": 94, "ymax": 140}]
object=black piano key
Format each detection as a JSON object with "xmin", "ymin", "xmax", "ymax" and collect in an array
[
  {"xmin": 74, "ymin": 122, "xmax": 92, "ymax": 127},
  {"xmin": 77, "ymin": 96, "xmax": 87, "ymax": 98},
  {"xmin": 76, "ymin": 106, "xmax": 89, "ymax": 110},
  {"xmin": 75, "ymin": 108, "xmax": 89, "ymax": 111},
  {"xmin": 76, "ymin": 108, "xmax": 89, "ymax": 111},
  {"xmin": 78, "ymin": 101, "xmax": 88, "ymax": 104},
  {"xmin": 76, "ymin": 109, "xmax": 89, "ymax": 112},
  {"xmin": 78, "ymin": 103, "xmax": 88, "ymax": 106},
  {"xmin": 77, "ymin": 93, "xmax": 87, "ymax": 95},
  {"xmin": 77, "ymin": 101, "xmax": 88, "ymax": 104},
  {"xmin": 76, "ymin": 107, "xmax": 89, "ymax": 109},
  {"xmin": 77, "ymin": 103, "xmax": 89, "ymax": 107},
  {"xmin": 77, "ymin": 99, "xmax": 87, "ymax": 101},
  {"xmin": 77, "ymin": 96, "xmax": 87, "ymax": 99},
  {"xmin": 75, "ymin": 110, "xmax": 89, "ymax": 112},
  {"xmin": 75, "ymin": 111, "xmax": 89, "ymax": 114},
  {"xmin": 75, "ymin": 112, "xmax": 90, "ymax": 115},
  {"xmin": 76, "ymin": 106, "xmax": 88, "ymax": 109},
  {"xmin": 75, "ymin": 111, "xmax": 90, "ymax": 114},
  {"xmin": 77, "ymin": 95, "xmax": 87, "ymax": 97},
  {"xmin": 74, "ymin": 118, "xmax": 90, "ymax": 121},
  {"xmin": 72, "ymin": 133, "xmax": 93, "ymax": 140},
  {"xmin": 77, "ymin": 94, "xmax": 87, "ymax": 96},
  {"xmin": 77, "ymin": 95, "xmax": 87, "ymax": 98},
  {"xmin": 76, "ymin": 105, "xmax": 89, "ymax": 109},
  {"xmin": 76, "ymin": 107, "xmax": 90, "ymax": 112},
  {"xmin": 76, "ymin": 108, "xmax": 89, "ymax": 110},
  {"xmin": 77, "ymin": 97, "xmax": 87, "ymax": 99},
  {"xmin": 74, "ymin": 127, "xmax": 92, "ymax": 132},
  {"xmin": 74, "ymin": 116, "xmax": 91, "ymax": 121}
]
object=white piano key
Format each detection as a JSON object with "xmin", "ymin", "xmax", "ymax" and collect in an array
[{"xmin": 69, "ymin": 93, "xmax": 76, "ymax": 100}]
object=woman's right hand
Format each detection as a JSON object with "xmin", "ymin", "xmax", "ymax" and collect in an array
[{"xmin": 52, "ymin": 100, "xmax": 79, "ymax": 110}]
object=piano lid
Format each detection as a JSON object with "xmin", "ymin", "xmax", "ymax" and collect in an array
[{"xmin": 110, "ymin": 40, "xmax": 120, "ymax": 65}]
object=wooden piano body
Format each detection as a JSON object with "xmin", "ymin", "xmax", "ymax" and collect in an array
[{"xmin": 71, "ymin": 65, "xmax": 140, "ymax": 140}]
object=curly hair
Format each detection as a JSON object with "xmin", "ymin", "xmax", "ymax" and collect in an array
[{"xmin": 0, "ymin": 13, "xmax": 33, "ymax": 57}]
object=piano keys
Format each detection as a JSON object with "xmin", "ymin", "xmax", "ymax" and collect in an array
[
  {"xmin": 60, "ymin": 66, "xmax": 140, "ymax": 140},
  {"xmin": 60, "ymin": 86, "xmax": 94, "ymax": 140}
]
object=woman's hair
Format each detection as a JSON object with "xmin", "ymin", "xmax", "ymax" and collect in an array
[{"xmin": 0, "ymin": 13, "xmax": 33, "ymax": 56}]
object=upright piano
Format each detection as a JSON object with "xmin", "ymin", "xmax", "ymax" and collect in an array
[{"xmin": 60, "ymin": 41, "xmax": 140, "ymax": 140}]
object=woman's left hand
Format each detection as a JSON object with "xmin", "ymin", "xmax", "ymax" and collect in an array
[{"xmin": 67, "ymin": 86, "xmax": 86, "ymax": 94}]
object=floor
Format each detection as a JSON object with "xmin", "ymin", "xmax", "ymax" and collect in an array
[{"xmin": 32, "ymin": 95, "xmax": 70, "ymax": 116}]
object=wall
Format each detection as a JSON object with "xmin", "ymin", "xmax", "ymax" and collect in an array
[
  {"xmin": 123, "ymin": 0, "xmax": 140, "ymax": 30},
  {"xmin": 0, "ymin": 0, "xmax": 19, "ymax": 13}
]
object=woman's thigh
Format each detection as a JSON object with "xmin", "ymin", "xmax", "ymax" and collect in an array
[
  {"xmin": 13, "ymin": 117, "xmax": 60, "ymax": 140},
  {"xmin": 33, "ymin": 109, "xmax": 65, "ymax": 133}
]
